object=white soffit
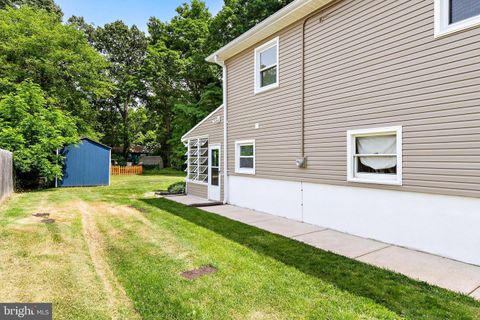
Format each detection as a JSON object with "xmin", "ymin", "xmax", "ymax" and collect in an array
[{"xmin": 206, "ymin": 0, "xmax": 335, "ymax": 63}]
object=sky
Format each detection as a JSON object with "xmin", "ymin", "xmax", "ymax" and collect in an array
[{"xmin": 56, "ymin": 0, "xmax": 224, "ymax": 31}]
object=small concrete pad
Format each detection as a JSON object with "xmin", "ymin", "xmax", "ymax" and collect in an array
[
  {"xmin": 358, "ymin": 246, "xmax": 480, "ymax": 295},
  {"xmin": 294, "ymin": 229, "xmax": 389, "ymax": 259},
  {"xmin": 202, "ymin": 205, "xmax": 278, "ymax": 224},
  {"xmin": 249, "ymin": 216, "xmax": 325, "ymax": 238},
  {"xmin": 163, "ymin": 195, "xmax": 213, "ymax": 206}
]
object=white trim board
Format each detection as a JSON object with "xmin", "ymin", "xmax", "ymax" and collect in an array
[{"xmin": 228, "ymin": 175, "xmax": 480, "ymax": 266}]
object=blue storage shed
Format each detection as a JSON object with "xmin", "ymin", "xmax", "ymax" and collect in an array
[{"xmin": 57, "ymin": 138, "xmax": 111, "ymax": 187}]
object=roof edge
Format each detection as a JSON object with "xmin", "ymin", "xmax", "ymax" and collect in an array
[
  {"xmin": 206, "ymin": 0, "xmax": 334, "ymax": 63},
  {"xmin": 181, "ymin": 105, "xmax": 224, "ymax": 141},
  {"xmin": 80, "ymin": 137, "xmax": 112, "ymax": 150}
]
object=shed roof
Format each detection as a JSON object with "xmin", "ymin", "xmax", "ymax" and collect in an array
[
  {"xmin": 79, "ymin": 138, "xmax": 111, "ymax": 150},
  {"xmin": 206, "ymin": 0, "xmax": 335, "ymax": 63}
]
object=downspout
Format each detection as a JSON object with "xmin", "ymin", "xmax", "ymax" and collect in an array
[
  {"xmin": 301, "ymin": 17, "xmax": 308, "ymax": 160},
  {"xmin": 214, "ymin": 55, "xmax": 229, "ymax": 204}
]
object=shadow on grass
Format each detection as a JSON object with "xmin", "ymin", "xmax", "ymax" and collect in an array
[{"xmin": 142, "ymin": 198, "xmax": 480, "ymax": 319}]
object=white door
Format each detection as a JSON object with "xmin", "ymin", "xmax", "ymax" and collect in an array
[{"xmin": 208, "ymin": 144, "xmax": 221, "ymax": 201}]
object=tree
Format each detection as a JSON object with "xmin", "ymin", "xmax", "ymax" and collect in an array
[
  {"xmin": 208, "ymin": 0, "xmax": 295, "ymax": 48},
  {"xmin": 0, "ymin": 81, "xmax": 79, "ymax": 187},
  {"xmin": 67, "ymin": 15, "xmax": 96, "ymax": 43},
  {"xmin": 145, "ymin": 0, "xmax": 222, "ymax": 167},
  {"xmin": 0, "ymin": 7, "xmax": 111, "ymax": 135},
  {"xmin": 0, "ymin": 0, "xmax": 62, "ymax": 16},
  {"xmin": 93, "ymin": 21, "xmax": 148, "ymax": 158},
  {"xmin": 129, "ymin": 107, "xmax": 162, "ymax": 155},
  {"xmin": 142, "ymin": 41, "xmax": 182, "ymax": 167}
]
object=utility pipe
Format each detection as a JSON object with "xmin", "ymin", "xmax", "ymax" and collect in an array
[{"xmin": 300, "ymin": 1, "xmax": 340, "ymax": 160}]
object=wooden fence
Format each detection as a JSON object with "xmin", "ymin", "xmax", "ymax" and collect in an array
[
  {"xmin": 111, "ymin": 165, "xmax": 143, "ymax": 175},
  {"xmin": 0, "ymin": 149, "xmax": 13, "ymax": 204}
]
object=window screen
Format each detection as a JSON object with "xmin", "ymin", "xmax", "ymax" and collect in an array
[
  {"xmin": 236, "ymin": 141, "xmax": 255, "ymax": 174},
  {"xmin": 450, "ymin": 0, "xmax": 480, "ymax": 24},
  {"xmin": 239, "ymin": 145, "xmax": 254, "ymax": 168},
  {"xmin": 255, "ymin": 38, "xmax": 279, "ymax": 92}
]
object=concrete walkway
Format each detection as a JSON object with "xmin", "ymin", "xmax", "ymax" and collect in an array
[
  {"xmin": 163, "ymin": 195, "xmax": 220, "ymax": 206},
  {"xmin": 162, "ymin": 195, "xmax": 480, "ymax": 299}
]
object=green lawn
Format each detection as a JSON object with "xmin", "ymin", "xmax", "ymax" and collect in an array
[{"xmin": 0, "ymin": 173, "xmax": 479, "ymax": 319}]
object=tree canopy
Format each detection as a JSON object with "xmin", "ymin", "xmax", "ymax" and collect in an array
[
  {"xmin": 0, "ymin": 81, "xmax": 79, "ymax": 187},
  {"xmin": 208, "ymin": 0, "xmax": 295, "ymax": 47},
  {"xmin": 0, "ymin": 0, "xmax": 62, "ymax": 15},
  {"xmin": 144, "ymin": 0, "xmax": 221, "ymax": 167},
  {"xmin": 0, "ymin": 6, "xmax": 109, "ymax": 186},
  {"xmin": 0, "ymin": 7, "xmax": 111, "ymax": 134},
  {"xmin": 93, "ymin": 21, "xmax": 148, "ymax": 157}
]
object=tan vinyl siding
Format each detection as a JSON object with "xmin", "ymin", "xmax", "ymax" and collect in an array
[
  {"xmin": 186, "ymin": 182, "xmax": 208, "ymax": 199},
  {"xmin": 226, "ymin": 18, "xmax": 303, "ymax": 181},
  {"xmin": 225, "ymin": 0, "xmax": 480, "ymax": 198},
  {"xmin": 183, "ymin": 106, "xmax": 224, "ymax": 200}
]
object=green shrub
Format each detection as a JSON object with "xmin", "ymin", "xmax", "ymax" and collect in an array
[{"xmin": 167, "ymin": 181, "xmax": 186, "ymax": 194}]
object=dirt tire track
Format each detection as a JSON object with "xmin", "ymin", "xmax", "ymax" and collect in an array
[{"xmin": 78, "ymin": 201, "xmax": 140, "ymax": 320}]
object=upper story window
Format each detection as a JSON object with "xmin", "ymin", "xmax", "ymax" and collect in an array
[
  {"xmin": 347, "ymin": 126, "xmax": 402, "ymax": 186},
  {"xmin": 235, "ymin": 140, "xmax": 255, "ymax": 175},
  {"xmin": 435, "ymin": 0, "xmax": 480, "ymax": 37},
  {"xmin": 254, "ymin": 37, "xmax": 279, "ymax": 94}
]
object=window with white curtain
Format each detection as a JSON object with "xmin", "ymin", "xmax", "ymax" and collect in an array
[
  {"xmin": 347, "ymin": 126, "xmax": 402, "ymax": 185},
  {"xmin": 235, "ymin": 140, "xmax": 255, "ymax": 174},
  {"xmin": 435, "ymin": 0, "xmax": 480, "ymax": 37},
  {"xmin": 254, "ymin": 37, "xmax": 279, "ymax": 93}
]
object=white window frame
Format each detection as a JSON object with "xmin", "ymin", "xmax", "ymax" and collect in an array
[
  {"xmin": 347, "ymin": 126, "xmax": 402, "ymax": 186},
  {"xmin": 435, "ymin": 0, "xmax": 480, "ymax": 37},
  {"xmin": 235, "ymin": 140, "xmax": 255, "ymax": 175},
  {"xmin": 254, "ymin": 37, "xmax": 279, "ymax": 94}
]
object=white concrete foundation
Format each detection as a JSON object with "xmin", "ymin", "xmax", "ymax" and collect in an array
[
  {"xmin": 229, "ymin": 175, "xmax": 480, "ymax": 266},
  {"xmin": 229, "ymin": 176, "xmax": 302, "ymax": 221}
]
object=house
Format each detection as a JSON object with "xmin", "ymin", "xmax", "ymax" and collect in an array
[
  {"xmin": 182, "ymin": 0, "xmax": 480, "ymax": 266},
  {"xmin": 57, "ymin": 138, "xmax": 111, "ymax": 187}
]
